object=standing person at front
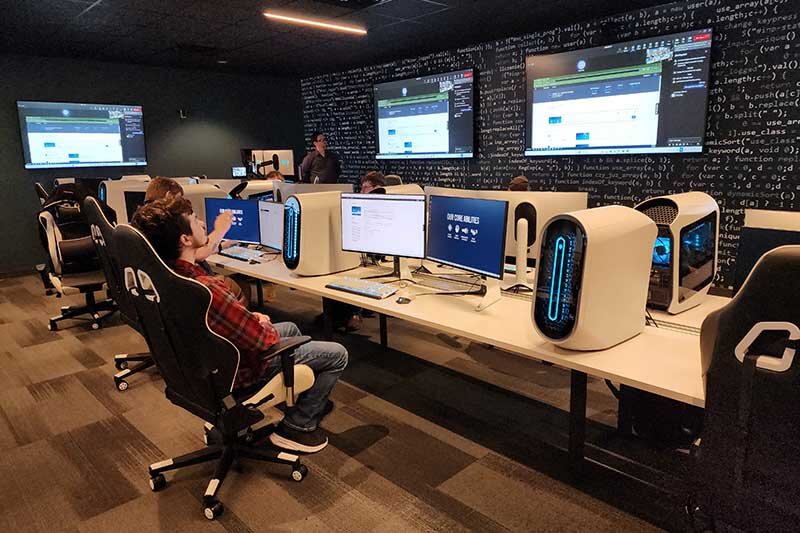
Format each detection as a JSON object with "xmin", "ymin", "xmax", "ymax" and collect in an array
[{"xmin": 300, "ymin": 132, "xmax": 340, "ymax": 183}]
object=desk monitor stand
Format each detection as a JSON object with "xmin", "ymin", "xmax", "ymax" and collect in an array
[
  {"xmin": 362, "ymin": 256, "xmax": 415, "ymax": 282},
  {"xmin": 503, "ymin": 217, "xmax": 533, "ymax": 294},
  {"xmin": 476, "ymin": 277, "xmax": 502, "ymax": 311}
]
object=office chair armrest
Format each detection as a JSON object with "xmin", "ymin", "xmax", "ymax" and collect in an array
[{"xmin": 261, "ymin": 336, "xmax": 311, "ymax": 406}]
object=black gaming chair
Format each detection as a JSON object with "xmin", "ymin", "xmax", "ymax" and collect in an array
[
  {"xmin": 83, "ymin": 197, "xmax": 154, "ymax": 391},
  {"xmin": 112, "ymin": 224, "xmax": 316, "ymax": 520},
  {"xmin": 37, "ymin": 184, "xmax": 117, "ymax": 330},
  {"xmin": 690, "ymin": 245, "xmax": 800, "ymax": 530}
]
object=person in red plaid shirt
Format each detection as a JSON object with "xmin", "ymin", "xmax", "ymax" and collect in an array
[{"xmin": 132, "ymin": 197, "xmax": 347, "ymax": 453}]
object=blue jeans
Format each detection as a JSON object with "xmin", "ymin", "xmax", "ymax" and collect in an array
[{"xmin": 267, "ymin": 322, "xmax": 348, "ymax": 432}]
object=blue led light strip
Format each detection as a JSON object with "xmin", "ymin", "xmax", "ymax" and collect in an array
[{"xmin": 548, "ymin": 236, "xmax": 566, "ymax": 321}]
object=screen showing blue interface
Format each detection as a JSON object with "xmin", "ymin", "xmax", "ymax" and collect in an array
[
  {"xmin": 17, "ymin": 101, "xmax": 147, "ymax": 169},
  {"xmin": 652, "ymin": 236, "xmax": 672, "ymax": 267},
  {"xmin": 426, "ymin": 195, "xmax": 508, "ymax": 278},
  {"xmin": 525, "ymin": 28, "xmax": 712, "ymax": 156},
  {"xmin": 204, "ymin": 198, "xmax": 260, "ymax": 244},
  {"xmin": 374, "ymin": 69, "xmax": 474, "ymax": 160}
]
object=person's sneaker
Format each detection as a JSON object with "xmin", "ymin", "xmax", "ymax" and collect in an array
[{"xmin": 269, "ymin": 423, "xmax": 328, "ymax": 453}]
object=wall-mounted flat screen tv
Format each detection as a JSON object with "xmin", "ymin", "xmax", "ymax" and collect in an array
[
  {"xmin": 524, "ymin": 28, "xmax": 713, "ymax": 156},
  {"xmin": 374, "ymin": 68, "xmax": 474, "ymax": 160},
  {"xmin": 17, "ymin": 101, "xmax": 147, "ymax": 169}
]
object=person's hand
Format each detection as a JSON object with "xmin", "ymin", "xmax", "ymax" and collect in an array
[
  {"xmin": 252, "ymin": 312, "xmax": 272, "ymax": 327},
  {"xmin": 214, "ymin": 211, "xmax": 234, "ymax": 235},
  {"xmin": 220, "ymin": 240, "xmax": 236, "ymax": 250}
]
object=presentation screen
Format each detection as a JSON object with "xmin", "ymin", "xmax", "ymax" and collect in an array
[
  {"xmin": 205, "ymin": 198, "xmax": 260, "ymax": 244},
  {"xmin": 524, "ymin": 28, "xmax": 712, "ymax": 156},
  {"xmin": 17, "ymin": 101, "xmax": 147, "ymax": 169},
  {"xmin": 341, "ymin": 194, "xmax": 426, "ymax": 258},
  {"xmin": 374, "ymin": 69, "xmax": 474, "ymax": 159},
  {"xmin": 426, "ymin": 195, "xmax": 508, "ymax": 279}
]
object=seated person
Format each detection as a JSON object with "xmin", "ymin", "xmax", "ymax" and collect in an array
[
  {"xmin": 132, "ymin": 197, "xmax": 347, "ymax": 453},
  {"xmin": 508, "ymin": 175, "xmax": 529, "ymax": 191},
  {"xmin": 143, "ymin": 177, "xmax": 251, "ymax": 306},
  {"xmin": 360, "ymin": 171, "xmax": 386, "ymax": 194}
]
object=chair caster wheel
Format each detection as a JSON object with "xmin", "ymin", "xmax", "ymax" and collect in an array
[
  {"xmin": 116, "ymin": 379, "xmax": 129, "ymax": 392},
  {"xmin": 291, "ymin": 464, "xmax": 308, "ymax": 482},
  {"xmin": 115, "ymin": 360, "xmax": 129, "ymax": 370},
  {"xmin": 48, "ymin": 320, "xmax": 57, "ymax": 331},
  {"xmin": 91, "ymin": 322, "xmax": 100, "ymax": 330},
  {"xmin": 203, "ymin": 500, "xmax": 224, "ymax": 520},
  {"xmin": 149, "ymin": 474, "xmax": 166, "ymax": 492}
]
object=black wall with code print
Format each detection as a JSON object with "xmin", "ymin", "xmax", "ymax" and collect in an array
[{"xmin": 301, "ymin": 0, "xmax": 800, "ymax": 288}]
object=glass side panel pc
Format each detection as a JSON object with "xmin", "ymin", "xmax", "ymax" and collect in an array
[
  {"xmin": 283, "ymin": 197, "xmax": 301, "ymax": 269},
  {"xmin": 374, "ymin": 68, "xmax": 474, "ymax": 160},
  {"xmin": 204, "ymin": 198, "xmax": 260, "ymax": 245},
  {"xmin": 17, "ymin": 100, "xmax": 147, "ymax": 169},
  {"xmin": 533, "ymin": 218, "xmax": 587, "ymax": 340},
  {"xmin": 426, "ymin": 195, "xmax": 509, "ymax": 279},
  {"xmin": 340, "ymin": 193, "xmax": 426, "ymax": 258},
  {"xmin": 679, "ymin": 212, "xmax": 716, "ymax": 301},
  {"xmin": 647, "ymin": 227, "xmax": 673, "ymax": 309},
  {"xmin": 258, "ymin": 201, "xmax": 284, "ymax": 251}
]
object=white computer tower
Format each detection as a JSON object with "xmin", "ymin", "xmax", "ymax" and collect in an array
[
  {"xmin": 635, "ymin": 192, "xmax": 719, "ymax": 314},
  {"xmin": 531, "ymin": 205, "xmax": 657, "ymax": 350},
  {"xmin": 283, "ymin": 191, "xmax": 360, "ymax": 276}
]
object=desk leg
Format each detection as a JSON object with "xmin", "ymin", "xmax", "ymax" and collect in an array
[
  {"xmin": 256, "ymin": 280, "xmax": 264, "ymax": 308},
  {"xmin": 617, "ymin": 384, "xmax": 635, "ymax": 436},
  {"xmin": 322, "ymin": 298, "xmax": 334, "ymax": 341},
  {"xmin": 569, "ymin": 370, "xmax": 587, "ymax": 471},
  {"xmin": 379, "ymin": 314, "xmax": 388, "ymax": 347}
]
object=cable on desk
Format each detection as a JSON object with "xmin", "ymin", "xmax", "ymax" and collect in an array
[{"xmin": 645, "ymin": 308, "xmax": 659, "ymax": 328}]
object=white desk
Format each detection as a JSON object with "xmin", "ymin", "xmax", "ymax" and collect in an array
[{"xmin": 208, "ymin": 254, "xmax": 729, "ymax": 467}]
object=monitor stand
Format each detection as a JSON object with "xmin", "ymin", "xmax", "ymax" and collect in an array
[
  {"xmin": 503, "ymin": 218, "xmax": 533, "ymax": 294},
  {"xmin": 362, "ymin": 256, "xmax": 415, "ymax": 282},
  {"xmin": 476, "ymin": 277, "xmax": 502, "ymax": 311}
]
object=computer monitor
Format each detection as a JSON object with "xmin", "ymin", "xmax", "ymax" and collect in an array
[
  {"xmin": 123, "ymin": 190, "xmax": 146, "ymax": 223},
  {"xmin": 231, "ymin": 166, "xmax": 247, "ymax": 178},
  {"xmin": 258, "ymin": 201, "xmax": 284, "ymax": 251},
  {"xmin": 204, "ymin": 198, "xmax": 260, "ymax": 244},
  {"xmin": 341, "ymin": 193, "xmax": 426, "ymax": 258},
  {"xmin": 426, "ymin": 195, "xmax": 508, "ymax": 279}
]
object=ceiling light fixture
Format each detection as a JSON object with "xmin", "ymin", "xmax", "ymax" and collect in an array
[{"xmin": 264, "ymin": 12, "xmax": 367, "ymax": 35}]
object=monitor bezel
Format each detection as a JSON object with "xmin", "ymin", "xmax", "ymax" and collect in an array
[
  {"xmin": 17, "ymin": 99, "xmax": 148, "ymax": 169},
  {"xmin": 425, "ymin": 194, "xmax": 509, "ymax": 280},
  {"xmin": 257, "ymin": 200, "xmax": 284, "ymax": 252},
  {"xmin": 340, "ymin": 193, "xmax": 427, "ymax": 259}
]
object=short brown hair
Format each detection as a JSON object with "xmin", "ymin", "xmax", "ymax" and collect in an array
[
  {"xmin": 508, "ymin": 175, "xmax": 529, "ymax": 192},
  {"xmin": 132, "ymin": 196, "xmax": 194, "ymax": 262},
  {"xmin": 145, "ymin": 177, "xmax": 184, "ymax": 203},
  {"xmin": 361, "ymin": 171, "xmax": 385, "ymax": 189},
  {"xmin": 265, "ymin": 170, "xmax": 285, "ymax": 181}
]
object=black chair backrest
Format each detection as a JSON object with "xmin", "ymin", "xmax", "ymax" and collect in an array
[
  {"xmin": 34, "ymin": 182, "xmax": 50, "ymax": 204},
  {"xmin": 83, "ymin": 197, "xmax": 138, "ymax": 326},
  {"xmin": 112, "ymin": 224, "xmax": 240, "ymax": 421},
  {"xmin": 697, "ymin": 245, "xmax": 800, "ymax": 529}
]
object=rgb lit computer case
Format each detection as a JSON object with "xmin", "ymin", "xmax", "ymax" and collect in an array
[
  {"xmin": 532, "ymin": 206, "xmax": 657, "ymax": 350},
  {"xmin": 282, "ymin": 191, "xmax": 360, "ymax": 276},
  {"xmin": 636, "ymin": 192, "xmax": 719, "ymax": 314}
]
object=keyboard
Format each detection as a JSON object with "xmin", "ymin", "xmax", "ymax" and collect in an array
[
  {"xmin": 221, "ymin": 246, "xmax": 263, "ymax": 261},
  {"xmin": 325, "ymin": 277, "xmax": 398, "ymax": 299}
]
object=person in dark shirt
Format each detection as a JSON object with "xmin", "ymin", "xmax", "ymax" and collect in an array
[{"xmin": 300, "ymin": 132, "xmax": 340, "ymax": 183}]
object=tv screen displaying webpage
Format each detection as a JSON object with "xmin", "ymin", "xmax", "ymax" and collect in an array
[
  {"xmin": 17, "ymin": 101, "xmax": 147, "ymax": 169},
  {"xmin": 524, "ymin": 28, "xmax": 712, "ymax": 156},
  {"xmin": 374, "ymin": 69, "xmax": 474, "ymax": 159}
]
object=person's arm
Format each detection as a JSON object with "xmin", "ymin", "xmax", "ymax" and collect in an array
[
  {"xmin": 299, "ymin": 151, "xmax": 313, "ymax": 183},
  {"xmin": 196, "ymin": 211, "xmax": 233, "ymax": 261},
  {"xmin": 204, "ymin": 276, "xmax": 279, "ymax": 353}
]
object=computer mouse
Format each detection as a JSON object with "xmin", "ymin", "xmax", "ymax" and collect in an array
[
  {"xmin": 396, "ymin": 296, "xmax": 411, "ymax": 304},
  {"xmin": 249, "ymin": 259, "xmax": 258, "ymax": 264}
]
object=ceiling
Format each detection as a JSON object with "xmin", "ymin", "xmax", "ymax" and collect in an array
[{"xmin": 1, "ymin": 0, "xmax": 674, "ymax": 76}]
